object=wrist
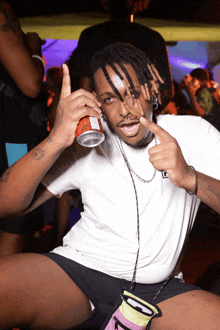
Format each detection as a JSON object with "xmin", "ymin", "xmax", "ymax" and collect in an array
[
  {"xmin": 49, "ymin": 129, "xmax": 75, "ymax": 150},
  {"xmin": 184, "ymin": 166, "xmax": 198, "ymax": 195}
]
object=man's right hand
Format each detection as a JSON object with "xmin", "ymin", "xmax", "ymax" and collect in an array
[{"xmin": 50, "ymin": 64, "xmax": 102, "ymax": 148}]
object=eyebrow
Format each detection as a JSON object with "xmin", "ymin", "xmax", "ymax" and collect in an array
[
  {"xmin": 99, "ymin": 91, "xmax": 116, "ymax": 98},
  {"xmin": 99, "ymin": 85, "xmax": 141, "ymax": 98}
]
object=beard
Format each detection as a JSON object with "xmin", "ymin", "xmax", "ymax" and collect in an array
[{"xmin": 104, "ymin": 114, "xmax": 153, "ymax": 149}]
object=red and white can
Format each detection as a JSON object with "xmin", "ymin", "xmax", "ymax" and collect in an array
[{"xmin": 75, "ymin": 116, "xmax": 105, "ymax": 147}]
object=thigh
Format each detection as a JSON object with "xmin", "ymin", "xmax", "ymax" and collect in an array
[
  {"xmin": 151, "ymin": 289, "xmax": 220, "ymax": 330},
  {"xmin": 0, "ymin": 253, "xmax": 92, "ymax": 329}
]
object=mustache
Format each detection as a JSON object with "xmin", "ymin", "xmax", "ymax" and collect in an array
[{"xmin": 117, "ymin": 118, "xmax": 140, "ymax": 127}]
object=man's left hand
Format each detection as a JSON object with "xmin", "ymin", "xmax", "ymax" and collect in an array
[{"xmin": 140, "ymin": 117, "xmax": 196, "ymax": 192}]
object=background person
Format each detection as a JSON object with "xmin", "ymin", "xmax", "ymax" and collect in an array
[
  {"xmin": 0, "ymin": 0, "xmax": 47, "ymax": 256},
  {"xmin": 180, "ymin": 68, "xmax": 220, "ymax": 130},
  {"xmin": 162, "ymin": 79, "xmax": 192, "ymax": 115},
  {"xmin": 67, "ymin": 0, "xmax": 173, "ymax": 113}
]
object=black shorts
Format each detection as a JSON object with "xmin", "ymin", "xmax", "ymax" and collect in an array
[{"xmin": 42, "ymin": 252, "xmax": 201, "ymax": 330}]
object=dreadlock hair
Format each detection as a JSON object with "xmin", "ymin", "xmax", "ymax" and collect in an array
[{"xmin": 90, "ymin": 42, "xmax": 164, "ymax": 105}]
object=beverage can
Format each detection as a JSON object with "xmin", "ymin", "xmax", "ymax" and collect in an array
[{"xmin": 75, "ymin": 116, "xmax": 105, "ymax": 147}]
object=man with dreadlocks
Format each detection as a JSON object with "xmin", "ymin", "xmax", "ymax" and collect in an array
[
  {"xmin": 0, "ymin": 42, "xmax": 220, "ymax": 330},
  {"xmin": 67, "ymin": 0, "xmax": 173, "ymax": 113}
]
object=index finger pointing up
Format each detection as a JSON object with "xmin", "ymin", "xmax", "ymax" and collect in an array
[
  {"xmin": 140, "ymin": 117, "xmax": 174, "ymax": 143},
  {"xmin": 60, "ymin": 63, "xmax": 71, "ymax": 99}
]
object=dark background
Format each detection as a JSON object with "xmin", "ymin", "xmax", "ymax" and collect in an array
[{"xmin": 7, "ymin": 0, "xmax": 220, "ymax": 24}]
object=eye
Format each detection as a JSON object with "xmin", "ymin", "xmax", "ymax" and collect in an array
[{"xmin": 103, "ymin": 97, "xmax": 117, "ymax": 104}]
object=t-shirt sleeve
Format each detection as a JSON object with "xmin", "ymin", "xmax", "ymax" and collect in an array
[
  {"xmin": 195, "ymin": 117, "xmax": 220, "ymax": 180},
  {"xmin": 41, "ymin": 145, "xmax": 78, "ymax": 197},
  {"xmin": 167, "ymin": 115, "xmax": 220, "ymax": 180}
]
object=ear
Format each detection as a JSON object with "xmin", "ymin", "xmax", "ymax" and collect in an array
[{"xmin": 152, "ymin": 95, "xmax": 158, "ymax": 111}]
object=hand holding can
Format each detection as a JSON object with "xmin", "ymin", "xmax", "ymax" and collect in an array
[{"xmin": 50, "ymin": 64, "xmax": 102, "ymax": 149}]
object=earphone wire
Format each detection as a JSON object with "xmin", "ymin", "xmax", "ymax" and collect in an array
[
  {"xmin": 116, "ymin": 138, "xmax": 140, "ymax": 291},
  {"xmin": 117, "ymin": 137, "xmax": 172, "ymax": 300}
]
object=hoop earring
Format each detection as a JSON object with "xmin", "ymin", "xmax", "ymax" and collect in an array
[{"xmin": 152, "ymin": 95, "xmax": 158, "ymax": 111}]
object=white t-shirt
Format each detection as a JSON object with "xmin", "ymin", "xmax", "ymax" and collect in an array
[{"xmin": 42, "ymin": 115, "xmax": 220, "ymax": 284}]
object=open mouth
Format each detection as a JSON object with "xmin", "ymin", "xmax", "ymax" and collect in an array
[{"xmin": 120, "ymin": 122, "xmax": 140, "ymax": 137}]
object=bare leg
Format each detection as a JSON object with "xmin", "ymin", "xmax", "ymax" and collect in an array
[
  {"xmin": 151, "ymin": 290, "xmax": 220, "ymax": 330},
  {"xmin": 0, "ymin": 253, "xmax": 92, "ymax": 329}
]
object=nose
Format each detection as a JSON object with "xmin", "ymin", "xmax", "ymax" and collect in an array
[{"xmin": 119, "ymin": 101, "xmax": 130, "ymax": 118}]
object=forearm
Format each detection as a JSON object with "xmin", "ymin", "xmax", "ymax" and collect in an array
[
  {"xmin": 196, "ymin": 171, "xmax": 220, "ymax": 214},
  {"xmin": 0, "ymin": 34, "xmax": 43, "ymax": 96},
  {"xmin": 179, "ymin": 167, "xmax": 220, "ymax": 214},
  {"xmin": 0, "ymin": 134, "xmax": 65, "ymax": 217},
  {"xmin": 0, "ymin": 3, "xmax": 43, "ymax": 97}
]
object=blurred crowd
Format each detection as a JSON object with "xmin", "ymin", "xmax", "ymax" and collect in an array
[{"xmin": 163, "ymin": 69, "xmax": 220, "ymax": 131}]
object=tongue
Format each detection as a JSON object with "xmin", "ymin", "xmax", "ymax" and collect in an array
[{"xmin": 121, "ymin": 123, "xmax": 139, "ymax": 136}]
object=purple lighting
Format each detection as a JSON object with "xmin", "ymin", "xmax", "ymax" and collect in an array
[
  {"xmin": 42, "ymin": 39, "xmax": 78, "ymax": 71},
  {"xmin": 41, "ymin": 40, "xmax": 210, "ymax": 83},
  {"xmin": 169, "ymin": 56, "xmax": 205, "ymax": 70}
]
